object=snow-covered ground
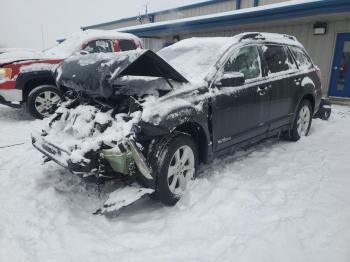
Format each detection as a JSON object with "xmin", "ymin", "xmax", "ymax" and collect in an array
[{"xmin": 0, "ymin": 104, "xmax": 350, "ymax": 262}]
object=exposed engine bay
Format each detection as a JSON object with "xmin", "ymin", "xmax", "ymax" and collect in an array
[{"xmin": 31, "ymin": 49, "xmax": 191, "ymax": 214}]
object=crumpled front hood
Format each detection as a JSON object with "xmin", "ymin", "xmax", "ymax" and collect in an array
[{"xmin": 56, "ymin": 50, "xmax": 188, "ymax": 98}]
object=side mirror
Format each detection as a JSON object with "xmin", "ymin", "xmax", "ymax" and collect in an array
[{"xmin": 217, "ymin": 72, "xmax": 245, "ymax": 87}]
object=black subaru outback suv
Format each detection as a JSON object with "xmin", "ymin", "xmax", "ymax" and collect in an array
[{"xmin": 32, "ymin": 32, "xmax": 322, "ymax": 208}]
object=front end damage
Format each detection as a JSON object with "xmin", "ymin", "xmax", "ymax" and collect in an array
[
  {"xmin": 32, "ymin": 50, "xmax": 189, "ymax": 214},
  {"xmin": 31, "ymin": 132, "xmax": 153, "ymax": 184},
  {"xmin": 32, "ymin": 129, "xmax": 156, "ymax": 215}
]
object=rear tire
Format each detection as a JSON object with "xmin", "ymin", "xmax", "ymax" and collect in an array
[
  {"xmin": 283, "ymin": 99, "xmax": 313, "ymax": 141},
  {"xmin": 149, "ymin": 132, "xmax": 198, "ymax": 206},
  {"xmin": 27, "ymin": 85, "xmax": 62, "ymax": 119}
]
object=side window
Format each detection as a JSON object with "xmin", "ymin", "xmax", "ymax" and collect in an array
[
  {"xmin": 83, "ymin": 40, "xmax": 113, "ymax": 53},
  {"xmin": 224, "ymin": 45, "xmax": 261, "ymax": 80},
  {"xmin": 118, "ymin": 40, "xmax": 136, "ymax": 51},
  {"xmin": 262, "ymin": 45, "xmax": 296, "ymax": 75},
  {"xmin": 291, "ymin": 46, "xmax": 312, "ymax": 69}
]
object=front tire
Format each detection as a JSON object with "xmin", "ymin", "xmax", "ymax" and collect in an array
[
  {"xmin": 284, "ymin": 99, "xmax": 313, "ymax": 141},
  {"xmin": 149, "ymin": 132, "xmax": 198, "ymax": 206},
  {"xmin": 27, "ymin": 85, "xmax": 62, "ymax": 119}
]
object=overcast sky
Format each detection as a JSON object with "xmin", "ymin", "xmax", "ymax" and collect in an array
[{"xmin": 0, "ymin": 0, "xmax": 202, "ymax": 50}]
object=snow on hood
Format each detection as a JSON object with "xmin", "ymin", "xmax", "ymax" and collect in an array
[
  {"xmin": 157, "ymin": 37, "xmax": 235, "ymax": 83},
  {"xmin": 0, "ymin": 50, "xmax": 46, "ymax": 65}
]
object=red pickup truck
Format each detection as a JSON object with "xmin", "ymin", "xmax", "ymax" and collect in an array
[{"xmin": 0, "ymin": 30, "xmax": 142, "ymax": 119}]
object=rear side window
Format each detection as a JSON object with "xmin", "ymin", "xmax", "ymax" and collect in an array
[
  {"xmin": 224, "ymin": 45, "xmax": 261, "ymax": 80},
  {"xmin": 290, "ymin": 46, "xmax": 312, "ymax": 69},
  {"xmin": 118, "ymin": 40, "xmax": 136, "ymax": 51},
  {"xmin": 83, "ymin": 40, "xmax": 113, "ymax": 53},
  {"xmin": 262, "ymin": 45, "xmax": 296, "ymax": 75}
]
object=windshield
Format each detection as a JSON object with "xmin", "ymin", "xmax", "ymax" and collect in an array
[
  {"xmin": 44, "ymin": 35, "xmax": 83, "ymax": 58},
  {"xmin": 157, "ymin": 37, "xmax": 234, "ymax": 83}
]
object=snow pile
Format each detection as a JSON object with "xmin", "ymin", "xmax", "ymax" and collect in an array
[
  {"xmin": 42, "ymin": 103, "xmax": 141, "ymax": 162},
  {"xmin": 1, "ymin": 104, "xmax": 350, "ymax": 262}
]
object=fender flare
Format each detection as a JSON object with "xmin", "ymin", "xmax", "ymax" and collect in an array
[
  {"xmin": 16, "ymin": 71, "xmax": 56, "ymax": 100},
  {"xmin": 135, "ymin": 104, "xmax": 212, "ymax": 163}
]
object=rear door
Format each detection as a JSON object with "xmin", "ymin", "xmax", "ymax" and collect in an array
[
  {"xmin": 260, "ymin": 44, "xmax": 299, "ymax": 130},
  {"xmin": 211, "ymin": 45, "xmax": 270, "ymax": 151}
]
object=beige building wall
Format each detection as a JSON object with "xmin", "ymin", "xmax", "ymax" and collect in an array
[{"xmin": 87, "ymin": 0, "xmax": 293, "ymax": 31}]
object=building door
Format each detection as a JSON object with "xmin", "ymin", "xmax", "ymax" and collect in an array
[{"xmin": 329, "ymin": 33, "xmax": 350, "ymax": 97}]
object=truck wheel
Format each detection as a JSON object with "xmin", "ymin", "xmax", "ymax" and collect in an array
[
  {"xmin": 150, "ymin": 132, "xmax": 198, "ymax": 206},
  {"xmin": 283, "ymin": 99, "xmax": 313, "ymax": 141},
  {"xmin": 27, "ymin": 85, "xmax": 62, "ymax": 119}
]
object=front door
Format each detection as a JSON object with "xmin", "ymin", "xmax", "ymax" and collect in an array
[
  {"xmin": 329, "ymin": 33, "xmax": 350, "ymax": 98},
  {"xmin": 211, "ymin": 45, "xmax": 270, "ymax": 152}
]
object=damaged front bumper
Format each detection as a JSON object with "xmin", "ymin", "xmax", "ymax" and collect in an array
[
  {"xmin": 31, "ymin": 132, "xmax": 91, "ymax": 173},
  {"xmin": 31, "ymin": 132, "xmax": 155, "ymax": 188}
]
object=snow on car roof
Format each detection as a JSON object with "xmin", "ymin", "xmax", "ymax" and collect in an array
[
  {"xmin": 157, "ymin": 32, "xmax": 302, "ymax": 83},
  {"xmin": 44, "ymin": 29, "xmax": 141, "ymax": 58},
  {"xmin": 0, "ymin": 30, "xmax": 141, "ymax": 65}
]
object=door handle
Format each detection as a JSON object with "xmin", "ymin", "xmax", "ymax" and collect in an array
[
  {"xmin": 257, "ymin": 86, "xmax": 267, "ymax": 95},
  {"xmin": 294, "ymin": 78, "xmax": 302, "ymax": 85}
]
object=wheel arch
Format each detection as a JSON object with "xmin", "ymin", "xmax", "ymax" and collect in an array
[
  {"xmin": 301, "ymin": 93, "xmax": 315, "ymax": 113},
  {"xmin": 16, "ymin": 71, "xmax": 56, "ymax": 102},
  {"xmin": 174, "ymin": 121, "xmax": 209, "ymax": 164}
]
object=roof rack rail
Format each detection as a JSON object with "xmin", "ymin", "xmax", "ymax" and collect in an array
[
  {"xmin": 239, "ymin": 33, "xmax": 265, "ymax": 42},
  {"xmin": 283, "ymin": 34, "xmax": 296, "ymax": 41}
]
